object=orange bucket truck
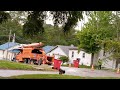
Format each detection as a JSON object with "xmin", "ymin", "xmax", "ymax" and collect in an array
[{"xmin": 13, "ymin": 42, "xmax": 54, "ymax": 65}]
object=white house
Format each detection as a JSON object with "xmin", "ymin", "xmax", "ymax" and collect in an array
[
  {"xmin": 43, "ymin": 45, "xmax": 75, "ymax": 59},
  {"xmin": 69, "ymin": 48, "xmax": 117, "ymax": 69},
  {"xmin": 43, "ymin": 45, "xmax": 93, "ymax": 66},
  {"xmin": 69, "ymin": 47, "xmax": 92, "ymax": 66},
  {"xmin": 0, "ymin": 42, "xmax": 23, "ymax": 60},
  {"xmin": 43, "ymin": 45, "xmax": 118, "ymax": 69}
]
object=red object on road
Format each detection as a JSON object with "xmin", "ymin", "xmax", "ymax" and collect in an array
[
  {"xmin": 73, "ymin": 60, "xmax": 80, "ymax": 68},
  {"xmin": 53, "ymin": 59, "xmax": 62, "ymax": 70}
]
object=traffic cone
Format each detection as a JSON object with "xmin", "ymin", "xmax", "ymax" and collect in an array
[
  {"xmin": 116, "ymin": 68, "xmax": 120, "ymax": 74},
  {"xmin": 91, "ymin": 64, "xmax": 94, "ymax": 71}
]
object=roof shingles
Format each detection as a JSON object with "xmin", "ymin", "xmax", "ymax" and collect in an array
[{"xmin": 0, "ymin": 42, "xmax": 19, "ymax": 50}]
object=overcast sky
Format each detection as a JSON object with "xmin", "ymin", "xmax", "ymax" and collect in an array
[{"xmin": 45, "ymin": 12, "xmax": 88, "ymax": 31}]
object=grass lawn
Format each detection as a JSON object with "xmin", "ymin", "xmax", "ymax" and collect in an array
[
  {"xmin": 0, "ymin": 74, "xmax": 120, "ymax": 79},
  {"xmin": 0, "ymin": 60, "xmax": 36, "ymax": 70}
]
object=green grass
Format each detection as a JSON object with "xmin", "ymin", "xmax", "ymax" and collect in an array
[
  {"xmin": 0, "ymin": 74, "xmax": 120, "ymax": 79},
  {"xmin": 0, "ymin": 60, "xmax": 36, "ymax": 70},
  {"xmin": 6, "ymin": 74, "xmax": 81, "ymax": 79}
]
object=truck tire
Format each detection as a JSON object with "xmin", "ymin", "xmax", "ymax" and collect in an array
[
  {"xmin": 48, "ymin": 62, "xmax": 52, "ymax": 65},
  {"xmin": 38, "ymin": 59, "xmax": 42, "ymax": 65},
  {"xmin": 12, "ymin": 58, "xmax": 16, "ymax": 62},
  {"xmin": 28, "ymin": 59, "xmax": 31, "ymax": 64},
  {"xmin": 30, "ymin": 60, "xmax": 34, "ymax": 64},
  {"xmin": 24, "ymin": 59, "xmax": 27, "ymax": 64}
]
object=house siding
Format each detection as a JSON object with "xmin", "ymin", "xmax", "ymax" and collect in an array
[
  {"xmin": 69, "ymin": 50, "xmax": 92, "ymax": 66},
  {"xmin": 69, "ymin": 50, "xmax": 78, "ymax": 63},
  {"xmin": 0, "ymin": 44, "xmax": 21, "ymax": 60},
  {"xmin": 0, "ymin": 50, "xmax": 4, "ymax": 60},
  {"xmin": 77, "ymin": 51, "xmax": 91, "ymax": 66},
  {"xmin": 47, "ymin": 47, "xmax": 67, "ymax": 59}
]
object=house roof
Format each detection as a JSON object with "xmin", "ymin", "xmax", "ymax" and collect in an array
[
  {"xmin": 43, "ymin": 45, "xmax": 55, "ymax": 53},
  {"xmin": 46, "ymin": 45, "xmax": 78, "ymax": 56},
  {"xmin": 0, "ymin": 42, "xmax": 19, "ymax": 50},
  {"xmin": 69, "ymin": 47, "xmax": 78, "ymax": 50},
  {"xmin": 57, "ymin": 45, "xmax": 77, "ymax": 56}
]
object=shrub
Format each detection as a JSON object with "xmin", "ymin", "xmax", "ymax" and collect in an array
[{"xmin": 59, "ymin": 56, "xmax": 69, "ymax": 63}]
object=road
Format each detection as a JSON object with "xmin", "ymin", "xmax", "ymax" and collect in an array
[
  {"xmin": 61, "ymin": 66, "xmax": 120, "ymax": 77},
  {"xmin": 0, "ymin": 66, "xmax": 120, "ymax": 77},
  {"xmin": 0, "ymin": 70, "xmax": 58, "ymax": 77}
]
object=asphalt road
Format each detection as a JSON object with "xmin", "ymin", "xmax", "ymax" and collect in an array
[
  {"xmin": 0, "ymin": 66, "xmax": 120, "ymax": 77},
  {"xmin": 61, "ymin": 66, "xmax": 120, "ymax": 77},
  {"xmin": 0, "ymin": 70, "xmax": 58, "ymax": 77}
]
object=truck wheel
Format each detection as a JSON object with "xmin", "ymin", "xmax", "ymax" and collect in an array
[
  {"xmin": 14, "ymin": 59, "xmax": 16, "ymax": 62},
  {"xmin": 12, "ymin": 58, "xmax": 16, "ymax": 62},
  {"xmin": 30, "ymin": 60, "xmax": 34, "ymax": 64},
  {"xmin": 38, "ymin": 60, "xmax": 42, "ymax": 65},
  {"xmin": 24, "ymin": 59, "xmax": 27, "ymax": 64},
  {"xmin": 28, "ymin": 59, "xmax": 31, "ymax": 64},
  {"xmin": 48, "ymin": 63, "xmax": 52, "ymax": 65}
]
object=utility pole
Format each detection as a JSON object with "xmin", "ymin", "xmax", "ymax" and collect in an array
[
  {"xmin": 12, "ymin": 33, "xmax": 15, "ymax": 43},
  {"xmin": 8, "ymin": 30, "xmax": 11, "ymax": 43},
  {"xmin": 6, "ymin": 30, "xmax": 11, "ymax": 60}
]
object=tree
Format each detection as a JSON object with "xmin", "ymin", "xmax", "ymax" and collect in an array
[
  {"xmin": 77, "ymin": 28, "xmax": 101, "ymax": 66},
  {"xmin": 104, "ymin": 11, "xmax": 120, "ymax": 68},
  {"xmin": 25, "ymin": 23, "xmax": 78, "ymax": 46},
  {"xmin": 23, "ymin": 11, "xmax": 85, "ymax": 37},
  {"xmin": 59, "ymin": 56, "xmax": 69, "ymax": 63},
  {"xmin": 0, "ymin": 11, "xmax": 30, "ymax": 44},
  {"xmin": 0, "ymin": 11, "xmax": 10, "ymax": 24},
  {"xmin": 76, "ymin": 11, "xmax": 114, "ymax": 66}
]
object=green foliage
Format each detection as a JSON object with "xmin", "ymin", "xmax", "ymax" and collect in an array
[
  {"xmin": 77, "ymin": 29, "xmax": 101, "ymax": 54},
  {"xmin": 0, "ymin": 12, "xmax": 32, "ymax": 44},
  {"xmin": 77, "ymin": 11, "xmax": 114, "ymax": 52},
  {"xmin": 76, "ymin": 11, "xmax": 114, "ymax": 65},
  {"xmin": 59, "ymin": 56, "xmax": 69, "ymax": 63},
  {"xmin": 102, "ymin": 12, "xmax": 120, "ymax": 61},
  {"xmin": 23, "ymin": 11, "xmax": 84, "ymax": 37},
  {"xmin": 26, "ymin": 23, "xmax": 78, "ymax": 46},
  {"xmin": 0, "ymin": 11, "xmax": 10, "ymax": 23},
  {"xmin": 0, "ymin": 19, "xmax": 30, "ymax": 44}
]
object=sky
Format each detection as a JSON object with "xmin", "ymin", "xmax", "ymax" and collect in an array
[{"xmin": 45, "ymin": 12, "xmax": 88, "ymax": 31}]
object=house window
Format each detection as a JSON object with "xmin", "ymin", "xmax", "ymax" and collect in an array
[
  {"xmin": 83, "ymin": 53, "xmax": 85, "ymax": 58},
  {"xmin": 71, "ymin": 51, "xmax": 74, "ymax": 57}
]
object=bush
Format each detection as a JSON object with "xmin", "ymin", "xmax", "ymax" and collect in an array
[{"xmin": 59, "ymin": 56, "xmax": 69, "ymax": 63}]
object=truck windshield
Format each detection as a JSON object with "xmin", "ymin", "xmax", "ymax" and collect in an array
[{"xmin": 31, "ymin": 49, "xmax": 42, "ymax": 54}]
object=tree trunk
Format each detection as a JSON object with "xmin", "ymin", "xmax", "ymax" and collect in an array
[
  {"xmin": 91, "ymin": 53, "xmax": 94, "ymax": 66},
  {"xmin": 115, "ymin": 58, "xmax": 120, "ymax": 68}
]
